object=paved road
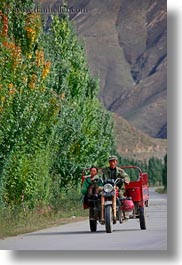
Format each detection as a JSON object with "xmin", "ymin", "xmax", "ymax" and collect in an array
[{"xmin": 0, "ymin": 188, "xmax": 167, "ymax": 250}]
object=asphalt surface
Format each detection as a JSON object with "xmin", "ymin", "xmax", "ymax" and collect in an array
[{"xmin": 0, "ymin": 188, "xmax": 167, "ymax": 250}]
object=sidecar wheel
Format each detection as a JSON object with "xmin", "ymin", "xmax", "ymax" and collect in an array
[
  {"xmin": 145, "ymin": 200, "xmax": 149, "ymax": 207},
  {"xmin": 139, "ymin": 207, "xmax": 146, "ymax": 230},
  {"xmin": 89, "ymin": 220, "xmax": 97, "ymax": 232}
]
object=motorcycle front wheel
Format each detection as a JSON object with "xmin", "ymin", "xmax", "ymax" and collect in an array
[{"xmin": 105, "ymin": 205, "xmax": 113, "ymax": 233}]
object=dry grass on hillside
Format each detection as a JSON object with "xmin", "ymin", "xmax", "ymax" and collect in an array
[{"xmin": 113, "ymin": 113, "xmax": 167, "ymax": 161}]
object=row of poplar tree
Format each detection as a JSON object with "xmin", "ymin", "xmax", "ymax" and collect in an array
[
  {"xmin": 0, "ymin": 0, "xmax": 115, "ymax": 208},
  {"xmin": 0, "ymin": 0, "xmax": 167, "ymax": 209}
]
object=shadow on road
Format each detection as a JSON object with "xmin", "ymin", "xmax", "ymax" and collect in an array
[{"xmin": 24, "ymin": 228, "xmax": 140, "ymax": 237}]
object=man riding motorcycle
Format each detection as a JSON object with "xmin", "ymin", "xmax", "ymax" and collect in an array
[
  {"xmin": 101, "ymin": 155, "xmax": 130, "ymax": 223},
  {"xmin": 102, "ymin": 155, "xmax": 130, "ymax": 197}
]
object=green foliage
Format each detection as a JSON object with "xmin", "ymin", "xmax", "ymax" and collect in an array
[
  {"xmin": 1, "ymin": 148, "xmax": 52, "ymax": 208},
  {"xmin": 148, "ymin": 157, "xmax": 163, "ymax": 186},
  {"xmin": 0, "ymin": 3, "xmax": 115, "ymax": 208},
  {"xmin": 0, "ymin": 2, "xmax": 60, "ymax": 207},
  {"xmin": 45, "ymin": 15, "xmax": 114, "ymax": 188},
  {"xmin": 162, "ymin": 154, "xmax": 167, "ymax": 190}
]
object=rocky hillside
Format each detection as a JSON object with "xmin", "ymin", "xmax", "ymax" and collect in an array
[
  {"xmin": 72, "ymin": 0, "xmax": 166, "ymax": 139},
  {"xmin": 36, "ymin": 0, "xmax": 167, "ymax": 138}
]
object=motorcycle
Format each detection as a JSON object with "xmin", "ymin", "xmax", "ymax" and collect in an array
[{"xmin": 82, "ymin": 166, "xmax": 149, "ymax": 233}]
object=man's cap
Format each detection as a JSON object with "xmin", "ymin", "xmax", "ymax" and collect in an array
[{"xmin": 108, "ymin": 155, "xmax": 118, "ymax": 161}]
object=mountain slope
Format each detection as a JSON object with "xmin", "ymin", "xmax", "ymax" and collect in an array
[
  {"xmin": 113, "ymin": 113, "xmax": 167, "ymax": 160},
  {"xmin": 36, "ymin": 0, "xmax": 167, "ymax": 138},
  {"xmin": 113, "ymin": 0, "xmax": 167, "ymax": 138},
  {"xmin": 69, "ymin": 0, "xmax": 167, "ymax": 138}
]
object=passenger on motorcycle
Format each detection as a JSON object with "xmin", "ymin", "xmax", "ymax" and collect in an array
[{"xmin": 81, "ymin": 166, "xmax": 103, "ymax": 200}]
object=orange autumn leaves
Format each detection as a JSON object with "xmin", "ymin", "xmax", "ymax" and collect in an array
[
  {"xmin": 0, "ymin": 10, "xmax": 8, "ymax": 37},
  {"xmin": 25, "ymin": 13, "xmax": 41, "ymax": 46},
  {"xmin": 0, "ymin": 11, "xmax": 51, "ymax": 89},
  {"xmin": 0, "ymin": 10, "xmax": 58, "ymax": 120}
]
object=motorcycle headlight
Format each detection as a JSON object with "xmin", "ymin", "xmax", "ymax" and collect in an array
[{"xmin": 103, "ymin": 183, "xmax": 113, "ymax": 193}]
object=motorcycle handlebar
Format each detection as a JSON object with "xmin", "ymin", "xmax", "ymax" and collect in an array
[
  {"xmin": 114, "ymin": 178, "xmax": 124, "ymax": 185},
  {"xmin": 91, "ymin": 177, "xmax": 125, "ymax": 186}
]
